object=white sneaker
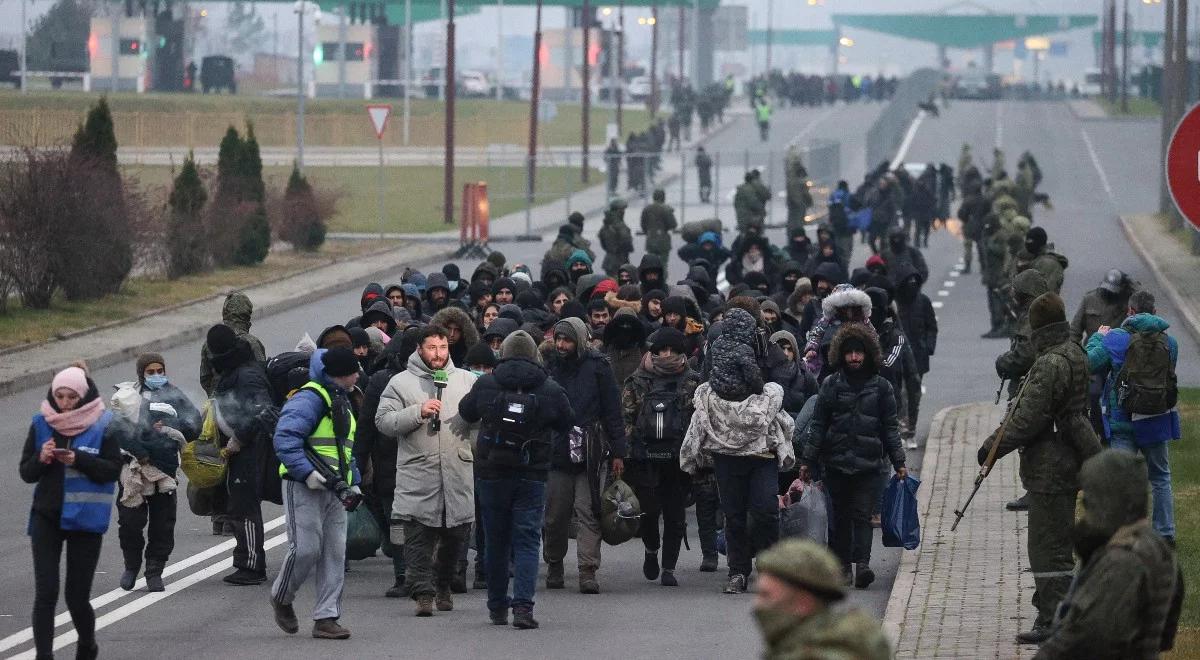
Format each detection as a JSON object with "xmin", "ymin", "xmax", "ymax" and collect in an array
[{"xmin": 905, "ymin": 439, "xmax": 919, "ymax": 450}]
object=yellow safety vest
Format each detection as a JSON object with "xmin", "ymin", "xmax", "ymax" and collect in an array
[{"xmin": 280, "ymin": 381, "xmax": 356, "ymax": 485}]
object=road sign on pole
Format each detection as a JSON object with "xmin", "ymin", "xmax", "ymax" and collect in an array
[
  {"xmin": 367, "ymin": 104, "xmax": 393, "ymax": 238},
  {"xmin": 1165, "ymin": 103, "xmax": 1200, "ymax": 231}
]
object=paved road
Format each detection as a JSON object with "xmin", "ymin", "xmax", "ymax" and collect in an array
[{"xmin": 1, "ymin": 99, "xmax": 1194, "ymax": 658}]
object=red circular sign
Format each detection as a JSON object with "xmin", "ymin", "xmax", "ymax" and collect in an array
[{"xmin": 1166, "ymin": 103, "xmax": 1200, "ymax": 230}]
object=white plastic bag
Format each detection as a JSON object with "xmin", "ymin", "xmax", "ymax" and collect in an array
[{"xmin": 779, "ymin": 481, "xmax": 828, "ymax": 545}]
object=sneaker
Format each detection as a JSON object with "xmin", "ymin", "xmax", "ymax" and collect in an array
[
  {"xmin": 435, "ymin": 588, "xmax": 454, "ymax": 611},
  {"xmin": 414, "ymin": 594, "xmax": 434, "ymax": 617},
  {"xmin": 1015, "ymin": 625, "xmax": 1051, "ymax": 645},
  {"xmin": 312, "ymin": 618, "xmax": 350, "ymax": 640},
  {"xmin": 144, "ymin": 565, "xmax": 165, "ymax": 593},
  {"xmin": 854, "ymin": 563, "xmax": 875, "ymax": 589},
  {"xmin": 579, "ymin": 570, "xmax": 600, "ymax": 595},
  {"xmin": 272, "ymin": 600, "xmax": 299, "ymax": 634},
  {"xmin": 660, "ymin": 570, "xmax": 678, "ymax": 587},
  {"xmin": 699, "ymin": 554, "xmax": 719, "ymax": 573},
  {"xmin": 385, "ymin": 577, "xmax": 407, "ymax": 598},
  {"xmin": 222, "ymin": 568, "xmax": 267, "ymax": 586},
  {"xmin": 545, "ymin": 562, "xmax": 565, "ymax": 589},
  {"xmin": 905, "ymin": 438, "xmax": 919, "ymax": 451},
  {"xmin": 1006, "ymin": 494, "xmax": 1030, "ymax": 511},
  {"xmin": 489, "ymin": 608, "xmax": 508, "ymax": 626},
  {"xmin": 120, "ymin": 568, "xmax": 138, "ymax": 591},
  {"xmin": 643, "ymin": 551, "xmax": 660, "ymax": 581},
  {"xmin": 512, "ymin": 607, "xmax": 539, "ymax": 630},
  {"xmin": 723, "ymin": 574, "xmax": 747, "ymax": 594}
]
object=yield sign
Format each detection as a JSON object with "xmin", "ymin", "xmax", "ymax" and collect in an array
[
  {"xmin": 366, "ymin": 104, "xmax": 393, "ymax": 139},
  {"xmin": 1165, "ymin": 103, "xmax": 1200, "ymax": 231}
]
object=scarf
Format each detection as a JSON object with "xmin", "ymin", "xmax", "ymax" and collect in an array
[
  {"xmin": 40, "ymin": 397, "xmax": 106, "ymax": 437},
  {"xmin": 742, "ymin": 252, "xmax": 765, "ymax": 274},
  {"xmin": 641, "ymin": 351, "xmax": 687, "ymax": 377}
]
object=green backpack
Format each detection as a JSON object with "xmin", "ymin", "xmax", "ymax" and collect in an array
[{"xmin": 1115, "ymin": 330, "xmax": 1177, "ymax": 416}]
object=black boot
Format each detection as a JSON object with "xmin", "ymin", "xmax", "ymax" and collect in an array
[
  {"xmin": 450, "ymin": 561, "xmax": 468, "ymax": 594},
  {"xmin": 1016, "ymin": 625, "xmax": 1051, "ymax": 644},
  {"xmin": 75, "ymin": 641, "xmax": 99, "ymax": 660},
  {"xmin": 120, "ymin": 565, "xmax": 139, "ymax": 591},
  {"xmin": 643, "ymin": 551, "xmax": 660, "ymax": 581},
  {"xmin": 1006, "ymin": 494, "xmax": 1030, "ymax": 511},
  {"xmin": 144, "ymin": 560, "xmax": 165, "ymax": 593}
]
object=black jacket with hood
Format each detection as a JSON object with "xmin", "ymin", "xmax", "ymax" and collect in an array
[
  {"xmin": 544, "ymin": 317, "xmax": 629, "ymax": 470},
  {"xmin": 892, "ymin": 264, "xmax": 938, "ymax": 375},
  {"xmin": 802, "ymin": 323, "xmax": 905, "ymax": 476}
]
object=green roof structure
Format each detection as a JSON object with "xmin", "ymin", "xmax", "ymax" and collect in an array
[{"xmin": 831, "ymin": 13, "xmax": 1098, "ymax": 50}]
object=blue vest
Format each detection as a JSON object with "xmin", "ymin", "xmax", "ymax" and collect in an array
[{"xmin": 29, "ymin": 410, "xmax": 116, "ymax": 535}]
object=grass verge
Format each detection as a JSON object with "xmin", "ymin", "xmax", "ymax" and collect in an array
[
  {"xmin": 123, "ymin": 164, "xmax": 579, "ymax": 234},
  {"xmin": 0, "ymin": 91, "xmax": 657, "ymax": 148},
  {"xmin": 1167, "ymin": 387, "xmax": 1200, "ymax": 657},
  {"xmin": 1095, "ymin": 96, "xmax": 1161, "ymax": 117},
  {"xmin": 0, "ymin": 240, "xmax": 397, "ymax": 350}
]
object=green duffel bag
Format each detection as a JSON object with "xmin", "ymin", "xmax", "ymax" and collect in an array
[
  {"xmin": 346, "ymin": 505, "xmax": 382, "ymax": 560},
  {"xmin": 679, "ymin": 218, "xmax": 724, "ymax": 244},
  {"xmin": 600, "ymin": 478, "xmax": 642, "ymax": 546}
]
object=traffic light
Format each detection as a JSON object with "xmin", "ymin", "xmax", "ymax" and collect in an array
[
  {"xmin": 119, "ymin": 38, "xmax": 141, "ymax": 55},
  {"xmin": 313, "ymin": 44, "xmax": 324, "ymax": 65}
]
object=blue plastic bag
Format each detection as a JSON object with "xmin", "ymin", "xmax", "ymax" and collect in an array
[
  {"xmin": 850, "ymin": 207, "xmax": 872, "ymax": 232},
  {"xmin": 881, "ymin": 475, "xmax": 921, "ymax": 550}
]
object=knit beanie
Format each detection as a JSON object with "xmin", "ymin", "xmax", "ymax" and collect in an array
[
  {"xmin": 1028, "ymin": 292, "xmax": 1066, "ymax": 330},
  {"xmin": 206, "ymin": 324, "xmax": 238, "ymax": 355},
  {"xmin": 501, "ymin": 330, "xmax": 541, "ymax": 362},
  {"xmin": 321, "ymin": 347, "xmax": 360, "ymax": 378},
  {"xmin": 1025, "ymin": 226, "xmax": 1048, "ymax": 252},
  {"xmin": 348, "ymin": 327, "xmax": 371, "ymax": 348},
  {"xmin": 464, "ymin": 342, "xmax": 499, "ymax": 369},
  {"xmin": 51, "ymin": 366, "xmax": 89, "ymax": 397},
  {"xmin": 493, "ymin": 277, "xmax": 516, "ymax": 295},
  {"xmin": 136, "ymin": 352, "xmax": 166, "ymax": 381},
  {"xmin": 568, "ymin": 211, "xmax": 585, "ymax": 230},
  {"xmin": 648, "ymin": 327, "xmax": 688, "ymax": 355}
]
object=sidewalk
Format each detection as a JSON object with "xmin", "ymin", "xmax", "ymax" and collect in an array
[
  {"xmin": 1119, "ymin": 213, "xmax": 1200, "ymax": 347},
  {"xmin": 883, "ymin": 402, "xmax": 1037, "ymax": 659}
]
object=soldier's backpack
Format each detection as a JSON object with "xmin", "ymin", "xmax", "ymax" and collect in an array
[
  {"xmin": 634, "ymin": 378, "xmax": 688, "ymax": 462},
  {"xmin": 1115, "ymin": 330, "xmax": 1178, "ymax": 416}
]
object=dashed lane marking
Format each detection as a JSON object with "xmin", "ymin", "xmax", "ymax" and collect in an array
[
  {"xmin": 932, "ymin": 301, "xmax": 944, "ymax": 309},
  {"xmin": 943, "ymin": 281, "xmax": 955, "ymax": 287},
  {"xmin": 937, "ymin": 290, "xmax": 950, "ymax": 297}
]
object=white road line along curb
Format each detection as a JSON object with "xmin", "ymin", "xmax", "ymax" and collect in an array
[
  {"xmin": 889, "ymin": 110, "xmax": 927, "ymax": 170},
  {"xmin": 1079, "ymin": 126, "xmax": 1116, "ymax": 205}
]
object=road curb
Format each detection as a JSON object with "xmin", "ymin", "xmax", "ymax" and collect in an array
[
  {"xmin": 1116, "ymin": 213, "xmax": 1200, "ymax": 348},
  {"xmin": 1065, "ymin": 99, "xmax": 1159, "ymax": 123},
  {"xmin": 880, "ymin": 403, "xmax": 963, "ymax": 647},
  {"xmin": 0, "ymin": 242, "xmax": 455, "ymax": 398}
]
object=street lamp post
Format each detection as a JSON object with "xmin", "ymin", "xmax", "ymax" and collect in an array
[
  {"xmin": 19, "ymin": 0, "xmax": 27, "ymax": 93},
  {"xmin": 582, "ymin": 0, "xmax": 591, "ymax": 183},
  {"xmin": 296, "ymin": 0, "xmax": 308, "ymax": 171},
  {"xmin": 444, "ymin": 0, "xmax": 456, "ymax": 224}
]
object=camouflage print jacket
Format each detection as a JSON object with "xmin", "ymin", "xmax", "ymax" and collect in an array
[
  {"xmin": 984, "ymin": 321, "xmax": 1102, "ymax": 494},
  {"xmin": 995, "ymin": 309, "xmax": 1035, "ymax": 399},
  {"xmin": 759, "ymin": 608, "xmax": 892, "ymax": 660},
  {"xmin": 1034, "ymin": 520, "xmax": 1182, "ymax": 660}
]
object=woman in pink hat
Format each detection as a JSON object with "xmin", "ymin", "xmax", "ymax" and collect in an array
[{"xmin": 20, "ymin": 363, "xmax": 122, "ymax": 660}]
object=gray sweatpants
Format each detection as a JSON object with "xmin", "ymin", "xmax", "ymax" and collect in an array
[{"xmin": 271, "ymin": 480, "xmax": 347, "ymax": 621}]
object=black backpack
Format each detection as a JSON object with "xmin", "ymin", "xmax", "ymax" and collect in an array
[
  {"xmin": 635, "ymin": 378, "xmax": 688, "ymax": 461},
  {"xmin": 1115, "ymin": 330, "xmax": 1178, "ymax": 416},
  {"xmin": 482, "ymin": 389, "xmax": 541, "ymax": 467},
  {"xmin": 266, "ymin": 351, "xmax": 311, "ymax": 406}
]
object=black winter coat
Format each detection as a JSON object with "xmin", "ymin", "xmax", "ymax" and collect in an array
[
  {"xmin": 459, "ymin": 357, "xmax": 575, "ymax": 481},
  {"xmin": 545, "ymin": 350, "xmax": 628, "ymax": 471},
  {"xmin": 212, "ymin": 359, "xmax": 272, "ymax": 447},
  {"xmin": 804, "ymin": 372, "xmax": 905, "ymax": 476},
  {"xmin": 354, "ymin": 367, "xmax": 401, "ymax": 499},
  {"xmin": 896, "ymin": 292, "xmax": 938, "ymax": 375}
]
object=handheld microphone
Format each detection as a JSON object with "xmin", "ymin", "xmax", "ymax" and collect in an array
[{"xmin": 431, "ymin": 369, "xmax": 448, "ymax": 432}]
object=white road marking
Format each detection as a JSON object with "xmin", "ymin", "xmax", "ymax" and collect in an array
[
  {"xmin": 788, "ymin": 106, "xmax": 837, "ymax": 147},
  {"xmin": 0, "ymin": 516, "xmax": 286, "ymax": 653},
  {"xmin": 11, "ymin": 532, "xmax": 291, "ymax": 659},
  {"xmin": 889, "ymin": 110, "xmax": 927, "ymax": 170},
  {"xmin": 1079, "ymin": 126, "xmax": 1116, "ymax": 205},
  {"xmin": 937, "ymin": 290, "xmax": 950, "ymax": 297},
  {"xmin": 943, "ymin": 281, "xmax": 955, "ymax": 287},
  {"xmin": 994, "ymin": 102, "xmax": 1004, "ymax": 149},
  {"xmin": 950, "ymin": 271, "xmax": 961, "ymax": 277},
  {"xmin": 932, "ymin": 301, "xmax": 944, "ymax": 309}
]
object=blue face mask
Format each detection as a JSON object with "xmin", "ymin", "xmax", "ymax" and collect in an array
[{"xmin": 144, "ymin": 374, "xmax": 169, "ymax": 390}]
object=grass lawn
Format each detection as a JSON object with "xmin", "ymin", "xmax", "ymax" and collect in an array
[
  {"xmin": 1096, "ymin": 96, "xmax": 1161, "ymax": 117},
  {"xmin": 0, "ymin": 90, "xmax": 657, "ymax": 148},
  {"xmin": 1166, "ymin": 387, "xmax": 1200, "ymax": 658},
  {"xmin": 0, "ymin": 240, "xmax": 397, "ymax": 350},
  {"xmin": 123, "ymin": 163, "xmax": 580, "ymax": 234}
]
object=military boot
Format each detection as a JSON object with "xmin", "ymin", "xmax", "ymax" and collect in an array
[
  {"xmin": 414, "ymin": 594, "xmax": 434, "ymax": 617},
  {"xmin": 854, "ymin": 563, "xmax": 875, "ymax": 589},
  {"xmin": 579, "ymin": 569, "xmax": 600, "ymax": 594},
  {"xmin": 545, "ymin": 561, "xmax": 565, "ymax": 589},
  {"xmin": 435, "ymin": 587, "xmax": 454, "ymax": 611},
  {"xmin": 1006, "ymin": 493, "xmax": 1030, "ymax": 511},
  {"xmin": 144, "ymin": 560, "xmax": 165, "ymax": 593},
  {"xmin": 512, "ymin": 607, "xmax": 539, "ymax": 630}
]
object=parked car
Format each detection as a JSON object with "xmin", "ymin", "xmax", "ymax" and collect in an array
[
  {"xmin": 953, "ymin": 72, "xmax": 1000, "ymax": 100},
  {"xmin": 200, "ymin": 55, "xmax": 236, "ymax": 94},
  {"xmin": 459, "ymin": 69, "xmax": 491, "ymax": 97},
  {"xmin": 628, "ymin": 76, "xmax": 652, "ymax": 102}
]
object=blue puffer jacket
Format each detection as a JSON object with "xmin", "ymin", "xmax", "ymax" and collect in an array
[
  {"xmin": 1086, "ymin": 313, "xmax": 1182, "ymax": 446},
  {"xmin": 273, "ymin": 350, "xmax": 361, "ymax": 483}
]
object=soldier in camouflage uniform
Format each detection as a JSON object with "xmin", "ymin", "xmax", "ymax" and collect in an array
[
  {"xmin": 754, "ymin": 539, "xmax": 892, "ymax": 660},
  {"xmin": 735, "ymin": 171, "xmax": 768, "ymax": 231},
  {"xmin": 640, "ymin": 189, "xmax": 678, "ymax": 267},
  {"xmin": 1034, "ymin": 450, "xmax": 1183, "ymax": 659},
  {"xmin": 994, "ymin": 268, "xmax": 1050, "ymax": 512},
  {"xmin": 977, "ymin": 292, "xmax": 1103, "ymax": 644},
  {"xmin": 1011, "ymin": 227, "xmax": 1068, "ymax": 294},
  {"xmin": 598, "ymin": 199, "xmax": 634, "ymax": 277},
  {"xmin": 785, "ymin": 157, "xmax": 813, "ymax": 236}
]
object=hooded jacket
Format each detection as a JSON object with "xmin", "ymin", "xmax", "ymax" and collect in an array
[
  {"xmin": 637, "ymin": 254, "xmax": 667, "ymax": 293},
  {"xmin": 545, "ymin": 316, "xmax": 628, "ymax": 469},
  {"xmin": 200, "ymin": 292, "xmax": 267, "ymax": 396},
  {"xmin": 802, "ymin": 323, "xmax": 905, "ymax": 475},
  {"xmin": 211, "ymin": 337, "xmax": 273, "ymax": 448},
  {"xmin": 892, "ymin": 264, "xmax": 938, "ymax": 375},
  {"xmin": 273, "ymin": 349, "xmax": 362, "ymax": 484},
  {"xmin": 603, "ymin": 308, "xmax": 648, "ymax": 387},
  {"xmin": 375, "ymin": 351, "xmax": 479, "ymax": 528},
  {"xmin": 1086, "ymin": 313, "xmax": 1182, "ymax": 446},
  {"xmin": 361, "ymin": 299, "xmax": 398, "ymax": 337},
  {"xmin": 708, "ymin": 308, "xmax": 765, "ymax": 402},
  {"xmin": 459, "ymin": 357, "xmax": 575, "ymax": 481},
  {"xmin": 677, "ymin": 233, "xmax": 731, "ymax": 283},
  {"xmin": 424, "ymin": 272, "xmax": 452, "ymax": 313},
  {"xmin": 769, "ymin": 330, "xmax": 818, "ymax": 414},
  {"xmin": 879, "ymin": 229, "xmax": 929, "ymax": 284},
  {"xmin": 680, "ymin": 381, "xmax": 794, "ymax": 474},
  {"xmin": 429, "ymin": 306, "xmax": 480, "ymax": 368},
  {"xmin": 804, "ymin": 285, "xmax": 874, "ymax": 375}
]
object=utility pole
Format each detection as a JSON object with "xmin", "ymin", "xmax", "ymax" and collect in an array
[
  {"xmin": 677, "ymin": 5, "xmax": 684, "ymax": 83},
  {"xmin": 19, "ymin": 0, "xmax": 27, "ymax": 93},
  {"xmin": 1161, "ymin": 0, "xmax": 1177, "ymax": 215},
  {"xmin": 526, "ymin": 0, "xmax": 544, "ymax": 237},
  {"xmin": 404, "ymin": 0, "xmax": 412, "ymax": 144},
  {"xmin": 582, "ymin": 0, "xmax": 591, "ymax": 183},
  {"xmin": 444, "ymin": 0, "xmax": 456, "ymax": 224},
  {"xmin": 1121, "ymin": 0, "xmax": 1130, "ymax": 112},
  {"xmin": 337, "ymin": 5, "xmax": 347, "ymax": 99},
  {"xmin": 650, "ymin": 4, "xmax": 659, "ymax": 115},
  {"xmin": 496, "ymin": 0, "xmax": 505, "ymax": 100},
  {"xmin": 296, "ymin": 1, "xmax": 307, "ymax": 171},
  {"xmin": 691, "ymin": 0, "xmax": 700, "ymax": 85},
  {"xmin": 617, "ymin": 0, "xmax": 624, "ymax": 136},
  {"xmin": 766, "ymin": 0, "xmax": 773, "ymax": 73}
]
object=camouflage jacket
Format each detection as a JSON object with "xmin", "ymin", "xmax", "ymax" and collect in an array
[
  {"xmin": 995, "ymin": 309, "xmax": 1036, "ymax": 399},
  {"xmin": 1034, "ymin": 520, "xmax": 1182, "ymax": 660},
  {"xmin": 984, "ymin": 321, "xmax": 1102, "ymax": 493},
  {"xmin": 200, "ymin": 292, "xmax": 267, "ymax": 396},
  {"xmin": 759, "ymin": 608, "xmax": 892, "ymax": 660},
  {"xmin": 620, "ymin": 364, "xmax": 701, "ymax": 460},
  {"xmin": 640, "ymin": 203, "xmax": 678, "ymax": 254}
]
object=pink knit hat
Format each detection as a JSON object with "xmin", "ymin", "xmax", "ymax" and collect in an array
[{"xmin": 51, "ymin": 366, "xmax": 89, "ymax": 397}]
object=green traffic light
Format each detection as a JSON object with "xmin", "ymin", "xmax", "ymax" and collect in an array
[{"xmin": 313, "ymin": 44, "xmax": 324, "ymax": 65}]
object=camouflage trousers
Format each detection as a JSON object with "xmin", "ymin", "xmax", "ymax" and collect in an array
[{"xmin": 1027, "ymin": 491, "xmax": 1077, "ymax": 628}]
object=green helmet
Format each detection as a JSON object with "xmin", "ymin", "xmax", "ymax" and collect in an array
[
  {"xmin": 756, "ymin": 539, "xmax": 846, "ymax": 601},
  {"xmin": 610, "ymin": 198, "xmax": 628, "ymax": 210}
]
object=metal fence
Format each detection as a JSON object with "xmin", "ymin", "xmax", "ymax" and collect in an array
[{"xmin": 865, "ymin": 68, "xmax": 942, "ymax": 169}]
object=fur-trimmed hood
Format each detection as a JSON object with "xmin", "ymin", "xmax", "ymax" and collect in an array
[
  {"xmin": 604, "ymin": 290, "xmax": 642, "ymax": 314},
  {"xmin": 821, "ymin": 284, "xmax": 873, "ymax": 321},
  {"xmin": 429, "ymin": 306, "xmax": 480, "ymax": 348},
  {"xmin": 828, "ymin": 322, "xmax": 882, "ymax": 374}
]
